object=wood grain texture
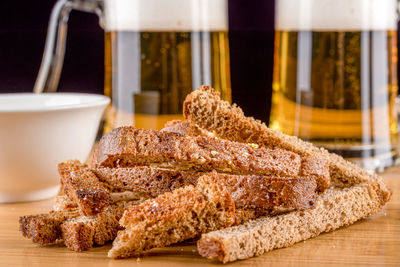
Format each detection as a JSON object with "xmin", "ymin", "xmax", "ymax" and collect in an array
[{"xmin": 1, "ymin": 169, "xmax": 400, "ymax": 266}]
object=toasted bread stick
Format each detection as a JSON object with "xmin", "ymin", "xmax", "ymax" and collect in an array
[
  {"xmin": 108, "ymin": 174, "xmax": 236, "ymax": 258},
  {"xmin": 94, "ymin": 127, "xmax": 302, "ymax": 178},
  {"xmin": 61, "ymin": 205, "xmax": 123, "ymax": 251},
  {"xmin": 20, "ymin": 196, "xmax": 144, "ymax": 251},
  {"xmin": 197, "ymin": 181, "xmax": 389, "ymax": 263},
  {"xmin": 19, "ymin": 207, "xmax": 80, "ymax": 245},
  {"xmin": 183, "ymin": 86, "xmax": 391, "ymax": 199},
  {"xmin": 58, "ymin": 160, "xmax": 112, "ymax": 216},
  {"xmin": 93, "ymin": 166, "xmax": 317, "ymax": 212},
  {"xmin": 93, "ymin": 166, "xmax": 199, "ymax": 197}
]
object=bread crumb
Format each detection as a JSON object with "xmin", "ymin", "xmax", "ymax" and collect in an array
[{"xmin": 136, "ymin": 257, "xmax": 141, "ymax": 262}]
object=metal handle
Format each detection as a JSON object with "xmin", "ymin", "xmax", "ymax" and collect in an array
[{"xmin": 33, "ymin": 0, "xmax": 103, "ymax": 93}]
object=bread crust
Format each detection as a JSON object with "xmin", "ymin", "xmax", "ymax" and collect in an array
[
  {"xmin": 19, "ymin": 211, "xmax": 73, "ymax": 245},
  {"xmin": 301, "ymin": 156, "xmax": 330, "ymax": 192},
  {"xmin": 94, "ymin": 126, "xmax": 302, "ymax": 178},
  {"xmin": 206, "ymin": 171, "xmax": 317, "ymax": 211},
  {"xmin": 61, "ymin": 211, "xmax": 120, "ymax": 251},
  {"xmin": 58, "ymin": 160, "xmax": 112, "ymax": 216},
  {"xmin": 61, "ymin": 221, "xmax": 94, "ymax": 252},
  {"xmin": 93, "ymin": 166, "xmax": 199, "ymax": 197}
]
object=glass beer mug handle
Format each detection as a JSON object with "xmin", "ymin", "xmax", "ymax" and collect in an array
[{"xmin": 33, "ymin": 0, "xmax": 103, "ymax": 93}]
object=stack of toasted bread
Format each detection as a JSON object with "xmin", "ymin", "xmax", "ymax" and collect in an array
[{"xmin": 19, "ymin": 86, "xmax": 391, "ymax": 263}]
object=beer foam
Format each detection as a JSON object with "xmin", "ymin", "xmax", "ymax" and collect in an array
[
  {"xmin": 276, "ymin": 0, "xmax": 397, "ymax": 31},
  {"xmin": 104, "ymin": 0, "xmax": 227, "ymax": 31}
]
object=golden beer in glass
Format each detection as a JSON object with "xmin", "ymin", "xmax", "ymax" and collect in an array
[
  {"xmin": 103, "ymin": 0, "xmax": 231, "ymax": 131},
  {"xmin": 270, "ymin": 0, "xmax": 399, "ymax": 172}
]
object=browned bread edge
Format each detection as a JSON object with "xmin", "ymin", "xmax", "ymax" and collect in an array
[{"xmin": 58, "ymin": 160, "xmax": 112, "ymax": 216}]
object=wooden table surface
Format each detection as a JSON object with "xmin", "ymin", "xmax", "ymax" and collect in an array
[{"xmin": 1, "ymin": 169, "xmax": 399, "ymax": 267}]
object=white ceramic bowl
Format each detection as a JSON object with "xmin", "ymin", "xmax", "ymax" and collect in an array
[{"xmin": 0, "ymin": 93, "xmax": 110, "ymax": 203}]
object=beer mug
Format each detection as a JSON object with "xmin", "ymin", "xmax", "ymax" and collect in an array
[
  {"xmin": 34, "ymin": 0, "xmax": 231, "ymax": 131},
  {"xmin": 270, "ymin": 0, "xmax": 399, "ymax": 172}
]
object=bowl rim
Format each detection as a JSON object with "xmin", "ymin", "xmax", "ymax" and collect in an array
[{"xmin": 0, "ymin": 93, "xmax": 110, "ymax": 113}]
